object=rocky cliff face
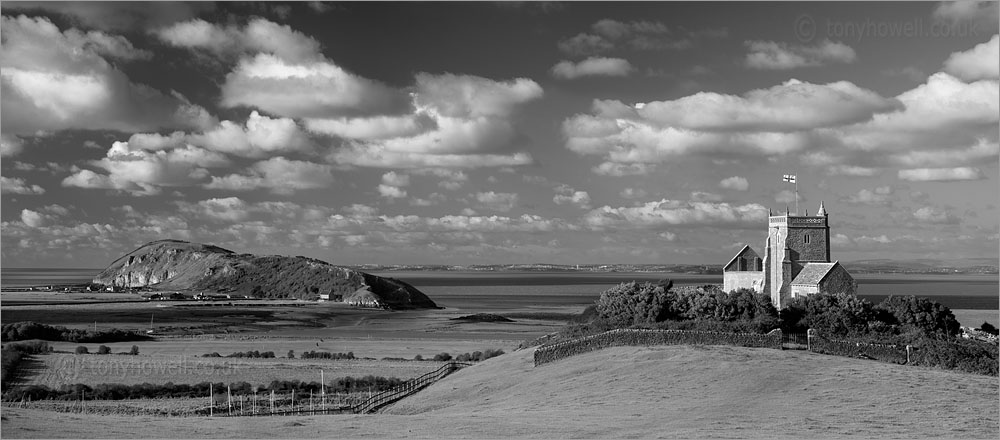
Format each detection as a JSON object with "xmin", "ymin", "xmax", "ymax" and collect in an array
[{"xmin": 92, "ymin": 240, "xmax": 438, "ymax": 309}]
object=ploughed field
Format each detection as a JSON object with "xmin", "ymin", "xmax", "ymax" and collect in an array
[{"xmin": 3, "ymin": 345, "xmax": 996, "ymax": 438}]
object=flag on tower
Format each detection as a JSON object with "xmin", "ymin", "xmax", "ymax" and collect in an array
[{"xmin": 782, "ymin": 174, "xmax": 796, "ymax": 183}]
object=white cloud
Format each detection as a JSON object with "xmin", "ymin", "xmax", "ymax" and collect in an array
[
  {"xmin": 1, "ymin": 177, "xmax": 45, "ymax": 195},
  {"xmin": 943, "ymin": 34, "xmax": 999, "ymax": 82},
  {"xmin": 205, "ymin": 157, "xmax": 335, "ymax": 194},
  {"xmin": 304, "ymin": 114, "xmax": 435, "ymax": 140},
  {"xmin": 412, "ymin": 73, "xmax": 543, "ymax": 118},
  {"xmin": 592, "ymin": 162, "xmax": 656, "ymax": 176},
  {"xmin": 690, "ymin": 191, "xmax": 723, "ymax": 202},
  {"xmin": 0, "ymin": 15, "xmax": 215, "ymax": 135},
  {"xmin": 221, "ymin": 53, "xmax": 407, "ymax": 118},
  {"xmin": 188, "ymin": 111, "xmax": 314, "ymax": 158},
  {"xmin": 620, "ymin": 188, "xmax": 648, "ymax": 199},
  {"xmin": 933, "ymin": 1, "xmax": 1000, "ymax": 30},
  {"xmin": 775, "ymin": 190, "xmax": 805, "ymax": 204},
  {"xmin": 154, "ymin": 17, "xmax": 321, "ymax": 62},
  {"xmin": 636, "ymin": 79, "xmax": 900, "ymax": 132},
  {"xmin": 583, "ymin": 199, "xmax": 769, "ymax": 230},
  {"xmin": 898, "ymin": 167, "xmax": 986, "ymax": 181},
  {"xmin": 553, "ymin": 187, "xmax": 593, "ymax": 209},
  {"xmin": 62, "ymin": 142, "xmax": 230, "ymax": 196},
  {"xmin": 381, "ymin": 171, "xmax": 411, "ymax": 187},
  {"xmin": 719, "ymin": 176, "xmax": 749, "ymax": 191},
  {"xmin": 179, "ymin": 197, "xmax": 250, "ymax": 222},
  {"xmin": 913, "ymin": 206, "xmax": 959, "ymax": 224},
  {"xmin": 844, "ymin": 186, "xmax": 894, "ymax": 205},
  {"xmin": 329, "ymin": 73, "xmax": 541, "ymax": 169},
  {"xmin": 1, "ymin": 134, "xmax": 25, "ymax": 157},
  {"xmin": 744, "ymin": 40, "xmax": 856, "ymax": 70},
  {"xmin": 825, "ymin": 165, "xmax": 881, "ymax": 177},
  {"xmin": 551, "ymin": 57, "xmax": 634, "ymax": 79},
  {"xmin": 20, "ymin": 209, "xmax": 47, "ymax": 227},
  {"xmin": 3, "ymin": 2, "xmax": 210, "ymax": 31},
  {"xmin": 475, "ymin": 191, "xmax": 519, "ymax": 212},
  {"xmin": 377, "ymin": 184, "xmax": 407, "ymax": 199},
  {"xmin": 330, "ymin": 146, "xmax": 533, "ymax": 169}
]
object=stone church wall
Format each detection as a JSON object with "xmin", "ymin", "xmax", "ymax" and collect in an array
[{"xmin": 723, "ymin": 271, "xmax": 764, "ymax": 293}]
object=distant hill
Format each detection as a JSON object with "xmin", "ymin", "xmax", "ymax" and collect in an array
[{"xmin": 92, "ymin": 240, "xmax": 438, "ymax": 309}]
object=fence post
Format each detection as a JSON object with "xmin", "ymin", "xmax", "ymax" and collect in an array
[
  {"xmin": 905, "ymin": 345, "xmax": 912, "ymax": 364},
  {"xmin": 806, "ymin": 328, "xmax": 813, "ymax": 352}
]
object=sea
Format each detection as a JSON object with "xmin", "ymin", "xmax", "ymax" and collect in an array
[{"xmin": 2, "ymin": 268, "xmax": 997, "ymax": 311}]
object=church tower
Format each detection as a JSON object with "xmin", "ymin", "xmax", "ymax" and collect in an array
[{"xmin": 765, "ymin": 202, "xmax": 831, "ymax": 309}]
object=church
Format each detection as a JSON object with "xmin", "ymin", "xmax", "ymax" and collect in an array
[{"xmin": 723, "ymin": 202, "xmax": 857, "ymax": 309}]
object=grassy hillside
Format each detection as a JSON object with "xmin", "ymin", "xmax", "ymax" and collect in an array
[
  {"xmin": 92, "ymin": 240, "xmax": 437, "ymax": 309},
  {"xmin": 3, "ymin": 346, "xmax": 995, "ymax": 438}
]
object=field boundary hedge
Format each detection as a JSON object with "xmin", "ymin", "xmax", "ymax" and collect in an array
[
  {"xmin": 533, "ymin": 328, "xmax": 783, "ymax": 366},
  {"xmin": 808, "ymin": 335, "xmax": 909, "ymax": 364}
]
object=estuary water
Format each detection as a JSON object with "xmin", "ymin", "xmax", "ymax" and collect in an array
[{"xmin": 2, "ymin": 268, "xmax": 996, "ymax": 310}]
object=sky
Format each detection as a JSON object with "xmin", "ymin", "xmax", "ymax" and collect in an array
[{"xmin": 1, "ymin": 1, "xmax": 998, "ymax": 268}]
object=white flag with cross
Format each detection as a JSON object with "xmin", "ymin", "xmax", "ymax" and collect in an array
[{"xmin": 782, "ymin": 174, "xmax": 796, "ymax": 183}]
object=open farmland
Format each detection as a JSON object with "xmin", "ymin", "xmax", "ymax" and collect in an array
[
  {"xmin": 20, "ymin": 353, "xmax": 446, "ymax": 388},
  {"xmin": 3, "ymin": 345, "xmax": 996, "ymax": 439}
]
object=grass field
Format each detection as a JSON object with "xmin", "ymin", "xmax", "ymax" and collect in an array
[
  {"xmin": 18, "ymin": 353, "xmax": 446, "ymax": 388},
  {"xmin": 2, "ymin": 345, "xmax": 996, "ymax": 439}
]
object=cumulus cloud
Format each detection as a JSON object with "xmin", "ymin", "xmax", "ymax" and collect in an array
[
  {"xmin": 3, "ymin": 1, "xmax": 211, "ymax": 31},
  {"xmin": 913, "ymin": 206, "xmax": 960, "ymax": 224},
  {"xmin": 620, "ymin": 188, "xmax": 648, "ymax": 199},
  {"xmin": 635, "ymin": 79, "xmax": 900, "ymax": 132},
  {"xmin": 377, "ymin": 171, "xmax": 410, "ymax": 199},
  {"xmin": 20, "ymin": 209, "xmax": 47, "ymax": 227},
  {"xmin": 205, "ymin": 157, "xmax": 335, "ymax": 194},
  {"xmin": 0, "ymin": 15, "xmax": 216, "ymax": 135},
  {"xmin": 744, "ymin": 40, "xmax": 856, "ymax": 70},
  {"xmin": 844, "ymin": 186, "xmax": 894, "ymax": 205},
  {"xmin": 897, "ymin": 167, "xmax": 986, "ymax": 181},
  {"xmin": 188, "ymin": 111, "xmax": 314, "ymax": 158},
  {"xmin": 154, "ymin": 17, "xmax": 321, "ymax": 62},
  {"xmin": 304, "ymin": 114, "xmax": 435, "ymax": 140},
  {"xmin": 553, "ymin": 186, "xmax": 593, "ymax": 209},
  {"xmin": 719, "ymin": 176, "xmax": 749, "ymax": 191},
  {"xmin": 933, "ymin": 1, "xmax": 1000, "ymax": 30},
  {"xmin": 1, "ymin": 176, "xmax": 45, "ymax": 195},
  {"xmin": 591, "ymin": 162, "xmax": 656, "ymax": 176},
  {"xmin": 221, "ymin": 53, "xmax": 408, "ymax": 118},
  {"xmin": 583, "ymin": 199, "xmax": 769, "ymax": 230},
  {"xmin": 475, "ymin": 191, "xmax": 519, "ymax": 212},
  {"xmin": 943, "ymin": 34, "xmax": 999, "ymax": 82},
  {"xmin": 1, "ymin": 134, "xmax": 25, "ymax": 157},
  {"xmin": 62, "ymin": 142, "xmax": 230, "ymax": 196},
  {"xmin": 551, "ymin": 57, "xmax": 634, "ymax": 79},
  {"xmin": 557, "ymin": 19, "xmax": 718, "ymax": 55},
  {"xmin": 330, "ymin": 73, "xmax": 541, "ymax": 169}
]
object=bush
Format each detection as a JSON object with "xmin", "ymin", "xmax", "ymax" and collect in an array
[
  {"xmin": 413, "ymin": 354, "xmax": 423, "ymax": 361},
  {"xmin": 596, "ymin": 281, "xmax": 672, "ymax": 327},
  {"xmin": 781, "ymin": 292, "xmax": 883, "ymax": 337},
  {"xmin": 1, "ymin": 321, "xmax": 150, "ymax": 343},
  {"xmin": 129, "ymin": 345, "xmax": 140, "ymax": 355},
  {"xmin": 876, "ymin": 295, "xmax": 960, "ymax": 337},
  {"xmin": 97, "ymin": 345, "xmax": 111, "ymax": 355},
  {"xmin": 909, "ymin": 337, "xmax": 999, "ymax": 376},
  {"xmin": 979, "ymin": 322, "xmax": 998, "ymax": 336},
  {"xmin": 75, "ymin": 346, "xmax": 89, "ymax": 354},
  {"xmin": 432, "ymin": 352, "xmax": 451, "ymax": 361},
  {"xmin": 287, "ymin": 350, "xmax": 294, "ymax": 359}
]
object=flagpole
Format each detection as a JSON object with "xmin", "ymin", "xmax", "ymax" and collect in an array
[{"xmin": 795, "ymin": 176, "xmax": 799, "ymax": 215}]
